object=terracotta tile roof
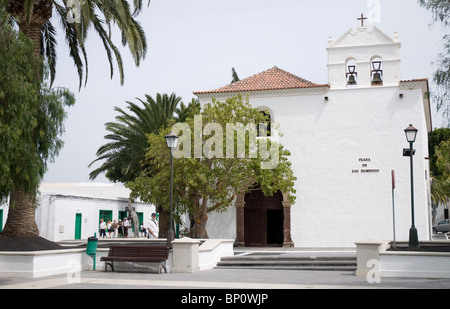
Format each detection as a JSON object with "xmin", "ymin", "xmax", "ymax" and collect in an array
[
  {"xmin": 400, "ymin": 78, "xmax": 429, "ymax": 83},
  {"xmin": 194, "ymin": 66, "xmax": 328, "ymax": 95}
]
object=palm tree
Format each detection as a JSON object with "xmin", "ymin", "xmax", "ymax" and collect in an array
[
  {"xmin": 1, "ymin": 0, "xmax": 148, "ymax": 238},
  {"xmin": 6, "ymin": 0, "xmax": 148, "ymax": 88},
  {"xmin": 89, "ymin": 93, "xmax": 200, "ymax": 237}
]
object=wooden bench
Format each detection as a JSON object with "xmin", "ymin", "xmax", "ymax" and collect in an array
[{"xmin": 100, "ymin": 245, "xmax": 170, "ymax": 273}]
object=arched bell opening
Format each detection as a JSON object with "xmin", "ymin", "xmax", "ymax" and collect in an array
[
  {"xmin": 346, "ymin": 58, "xmax": 358, "ymax": 87},
  {"xmin": 371, "ymin": 57, "xmax": 383, "ymax": 86}
]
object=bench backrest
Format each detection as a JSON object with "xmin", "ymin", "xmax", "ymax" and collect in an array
[{"xmin": 108, "ymin": 245, "xmax": 169, "ymax": 260}]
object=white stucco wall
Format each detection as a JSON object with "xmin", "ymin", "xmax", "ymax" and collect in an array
[
  {"xmin": 36, "ymin": 194, "xmax": 156, "ymax": 241},
  {"xmin": 0, "ymin": 183, "xmax": 156, "ymax": 241},
  {"xmin": 202, "ymin": 84, "xmax": 431, "ymax": 248},
  {"xmin": 198, "ymin": 26, "xmax": 432, "ymax": 248}
]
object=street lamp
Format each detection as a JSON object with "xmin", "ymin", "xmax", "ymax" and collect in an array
[
  {"xmin": 404, "ymin": 124, "xmax": 419, "ymax": 248},
  {"xmin": 165, "ymin": 132, "xmax": 179, "ymax": 248}
]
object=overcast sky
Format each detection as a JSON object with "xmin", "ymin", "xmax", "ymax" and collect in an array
[{"xmin": 43, "ymin": 0, "xmax": 447, "ymax": 184}]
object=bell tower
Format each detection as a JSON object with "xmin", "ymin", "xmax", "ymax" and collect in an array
[{"xmin": 327, "ymin": 15, "xmax": 402, "ymax": 89}]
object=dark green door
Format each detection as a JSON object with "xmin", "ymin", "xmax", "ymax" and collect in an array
[
  {"xmin": 0, "ymin": 210, "xmax": 3, "ymax": 232},
  {"xmin": 75, "ymin": 213, "xmax": 82, "ymax": 239}
]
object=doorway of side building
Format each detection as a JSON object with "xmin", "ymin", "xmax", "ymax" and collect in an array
[
  {"xmin": 244, "ymin": 185, "xmax": 284, "ymax": 247},
  {"xmin": 74, "ymin": 213, "xmax": 82, "ymax": 240}
]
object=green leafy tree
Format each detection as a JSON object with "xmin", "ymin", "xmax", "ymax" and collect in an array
[
  {"xmin": 418, "ymin": 0, "xmax": 450, "ymax": 127},
  {"xmin": 429, "ymin": 128, "xmax": 450, "ymax": 207},
  {"xmin": 89, "ymin": 93, "xmax": 200, "ymax": 237},
  {"xmin": 435, "ymin": 140, "xmax": 450, "ymax": 192},
  {"xmin": 430, "ymin": 140, "xmax": 450, "ymax": 208},
  {"xmin": 5, "ymin": 0, "xmax": 149, "ymax": 88},
  {"xmin": 128, "ymin": 95, "xmax": 297, "ymax": 238},
  {"xmin": 0, "ymin": 7, "xmax": 75, "ymax": 238},
  {"xmin": 429, "ymin": 128, "xmax": 450, "ymax": 177}
]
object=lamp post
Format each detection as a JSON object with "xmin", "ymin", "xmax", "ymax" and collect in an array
[
  {"xmin": 165, "ymin": 132, "xmax": 179, "ymax": 248},
  {"xmin": 404, "ymin": 124, "xmax": 419, "ymax": 248}
]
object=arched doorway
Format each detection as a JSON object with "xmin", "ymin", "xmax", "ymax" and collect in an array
[{"xmin": 244, "ymin": 186, "xmax": 283, "ymax": 247}]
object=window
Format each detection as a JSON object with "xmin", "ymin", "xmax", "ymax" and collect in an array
[
  {"xmin": 99, "ymin": 210, "xmax": 113, "ymax": 233},
  {"xmin": 258, "ymin": 110, "xmax": 272, "ymax": 137},
  {"xmin": 118, "ymin": 210, "xmax": 128, "ymax": 221}
]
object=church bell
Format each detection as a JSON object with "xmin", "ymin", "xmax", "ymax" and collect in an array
[
  {"xmin": 371, "ymin": 60, "xmax": 383, "ymax": 86},
  {"xmin": 372, "ymin": 72, "xmax": 383, "ymax": 85},
  {"xmin": 347, "ymin": 74, "xmax": 357, "ymax": 85},
  {"xmin": 346, "ymin": 65, "xmax": 357, "ymax": 86}
]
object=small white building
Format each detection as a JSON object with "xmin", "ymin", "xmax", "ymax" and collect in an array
[
  {"xmin": 0, "ymin": 183, "xmax": 156, "ymax": 241},
  {"xmin": 194, "ymin": 25, "xmax": 433, "ymax": 248}
]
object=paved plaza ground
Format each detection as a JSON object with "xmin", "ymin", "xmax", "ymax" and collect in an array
[
  {"xmin": 2, "ymin": 267, "xmax": 450, "ymax": 290},
  {"xmin": 0, "ymin": 248, "xmax": 447, "ymax": 307}
]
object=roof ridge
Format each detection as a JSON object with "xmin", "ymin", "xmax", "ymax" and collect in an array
[
  {"xmin": 194, "ymin": 66, "xmax": 327, "ymax": 95},
  {"xmin": 272, "ymin": 66, "xmax": 320, "ymax": 86}
]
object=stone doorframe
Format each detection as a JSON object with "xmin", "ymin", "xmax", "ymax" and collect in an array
[{"xmin": 234, "ymin": 179, "xmax": 294, "ymax": 248}]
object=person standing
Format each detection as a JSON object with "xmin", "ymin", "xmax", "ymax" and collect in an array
[
  {"xmin": 118, "ymin": 220, "xmax": 123, "ymax": 238},
  {"xmin": 123, "ymin": 217, "xmax": 130, "ymax": 238},
  {"xmin": 99, "ymin": 219, "xmax": 107, "ymax": 239},
  {"xmin": 146, "ymin": 213, "xmax": 159, "ymax": 239},
  {"xmin": 107, "ymin": 219, "xmax": 113, "ymax": 238},
  {"xmin": 111, "ymin": 220, "xmax": 118, "ymax": 238}
]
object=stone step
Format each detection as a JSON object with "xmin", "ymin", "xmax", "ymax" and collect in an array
[
  {"xmin": 216, "ymin": 255, "xmax": 357, "ymax": 271},
  {"xmin": 215, "ymin": 265, "xmax": 357, "ymax": 271}
]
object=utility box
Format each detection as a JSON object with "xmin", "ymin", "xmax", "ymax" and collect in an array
[{"xmin": 86, "ymin": 234, "xmax": 98, "ymax": 270}]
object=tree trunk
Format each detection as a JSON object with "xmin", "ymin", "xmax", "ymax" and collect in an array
[
  {"xmin": 188, "ymin": 213, "xmax": 209, "ymax": 239},
  {"xmin": 157, "ymin": 205, "xmax": 171, "ymax": 239},
  {"xmin": 9, "ymin": 1, "xmax": 53, "ymax": 54},
  {"xmin": 127, "ymin": 199, "xmax": 140, "ymax": 238},
  {"xmin": 0, "ymin": 187, "xmax": 39, "ymax": 238}
]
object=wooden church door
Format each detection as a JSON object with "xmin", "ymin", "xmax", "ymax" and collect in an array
[{"xmin": 244, "ymin": 186, "xmax": 284, "ymax": 247}]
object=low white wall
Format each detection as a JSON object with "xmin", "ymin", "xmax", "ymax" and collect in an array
[
  {"xmin": 356, "ymin": 240, "xmax": 450, "ymax": 279},
  {"xmin": 380, "ymin": 251, "xmax": 450, "ymax": 279},
  {"xmin": 199, "ymin": 239, "xmax": 234, "ymax": 271},
  {"xmin": 0, "ymin": 239, "xmax": 234, "ymax": 278},
  {"xmin": 171, "ymin": 238, "xmax": 235, "ymax": 273},
  {"xmin": 0, "ymin": 249, "xmax": 88, "ymax": 278}
]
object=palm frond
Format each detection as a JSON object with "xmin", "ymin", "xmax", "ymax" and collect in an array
[
  {"xmin": 89, "ymin": 93, "xmax": 185, "ymax": 182},
  {"xmin": 40, "ymin": 20, "xmax": 57, "ymax": 86}
]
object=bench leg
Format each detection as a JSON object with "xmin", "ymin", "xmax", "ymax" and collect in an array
[
  {"xmin": 161, "ymin": 262, "xmax": 167, "ymax": 273},
  {"xmin": 105, "ymin": 261, "xmax": 114, "ymax": 272}
]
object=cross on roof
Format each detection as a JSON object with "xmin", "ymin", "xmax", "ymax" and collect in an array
[{"xmin": 357, "ymin": 13, "xmax": 368, "ymax": 27}]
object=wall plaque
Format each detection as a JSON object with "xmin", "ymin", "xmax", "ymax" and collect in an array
[{"xmin": 352, "ymin": 158, "xmax": 380, "ymax": 174}]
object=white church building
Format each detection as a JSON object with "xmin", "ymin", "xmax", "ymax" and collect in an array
[{"xmin": 194, "ymin": 24, "xmax": 433, "ymax": 248}]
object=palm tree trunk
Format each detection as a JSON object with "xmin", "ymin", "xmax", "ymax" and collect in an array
[
  {"xmin": 1, "ymin": 2, "xmax": 52, "ymax": 239},
  {"xmin": 1, "ymin": 187, "xmax": 39, "ymax": 238}
]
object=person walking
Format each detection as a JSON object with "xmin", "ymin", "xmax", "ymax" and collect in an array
[{"xmin": 146, "ymin": 213, "xmax": 159, "ymax": 239}]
